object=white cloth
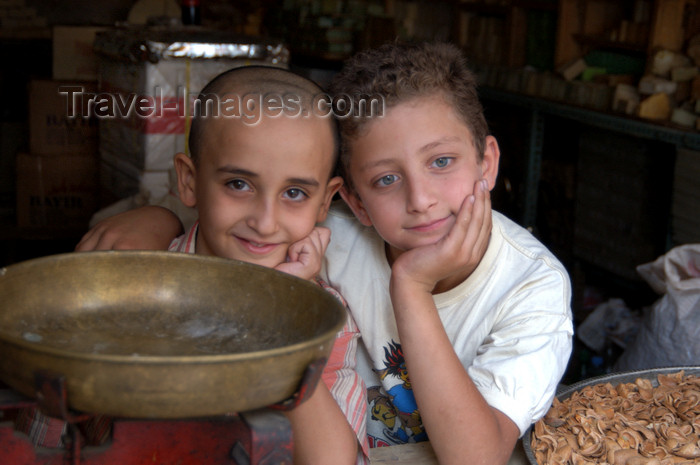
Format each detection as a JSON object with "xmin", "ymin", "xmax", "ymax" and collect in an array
[{"xmin": 320, "ymin": 201, "xmax": 573, "ymax": 446}]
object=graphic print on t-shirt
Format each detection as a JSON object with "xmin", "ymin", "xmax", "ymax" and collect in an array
[{"xmin": 366, "ymin": 340, "xmax": 427, "ymax": 446}]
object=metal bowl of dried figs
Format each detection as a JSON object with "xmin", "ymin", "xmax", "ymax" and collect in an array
[{"xmin": 523, "ymin": 366, "xmax": 700, "ymax": 465}]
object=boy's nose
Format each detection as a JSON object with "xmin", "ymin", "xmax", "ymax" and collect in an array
[
  {"xmin": 247, "ymin": 199, "xmax": 279, "ymax": 235},
  {"xmin": 405, "ymin": 176, "xmax": 437, "ymax": 213}
]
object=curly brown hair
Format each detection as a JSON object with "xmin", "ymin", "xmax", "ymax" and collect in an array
[{"xmin": 329, "ymin": 41, "xmax": 489, "ymax": 184}]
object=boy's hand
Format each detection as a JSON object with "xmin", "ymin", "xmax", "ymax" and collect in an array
[
  {"xmin": 391, "ymin": 178, "xmax": 492, "ymax": 294},
  {"xmin": 75, "ymin": 206, "xmax": 183, "ymax": 251},
  {"xmin": 274, "ymin": 227, "xmax": 331, "ymax": 281}
]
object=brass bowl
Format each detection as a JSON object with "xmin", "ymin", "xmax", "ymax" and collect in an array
[{"xmin": 0, "ymin": 251, "xmax": 345, "ymax": 418}]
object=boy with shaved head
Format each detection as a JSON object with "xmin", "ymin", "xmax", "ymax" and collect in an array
[
  {"xmin": 29, "ymin": 66, "xmax": 369, "ymax": 465},
  {"xmin": 168, "ymin": 66, "xmax": 368, "ymax": 465}
]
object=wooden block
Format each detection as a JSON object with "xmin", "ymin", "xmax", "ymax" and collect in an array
[
  {"xmin": 692, "ymin": 76, "xmax": 700, "ymax": 100},
  {"xmin": 554, "ymin": 0, "xmax": 583, "ymax": 69},
  {"xmin": 558, "ymin": 57, "xmax": 587, "ymax": 81},
  {"xmin": 370, "ymin": 443, "xmax": 437, "ymax": 465},
  {"xmin": 671, "ymin": 66, "xmax": 699, "ymax": 82},
  {"xmin": 675, "ymin": 80, "xmax": 691, "ymax": 102},
  {"xmin": 649, "ymin": 0, "xmax": 690, "ymax": 52},
  {"xmin": 638, "ymin": 93, "xmax": 671, "ymax": 120},
  {"xmin": 613, "ymin": 84, "xmax": 640, "ymax": 115},
  {"xmin": 671, "ymin": 108, "xmax": 697, "ymax": 127},
  {"xmin": 606, "ymin": 74, "xmax": 635, "ymax": 86},
  {"xmin": 651, "ymin": 49, "xmax": 691, "ymax": 77},
  {"xmin": 688, "ymin": 35, "xmax": 700, "ymax": 66},
  {"xmin": 639, "ymin": 75, "xmax": 677, "ymax": 95}
]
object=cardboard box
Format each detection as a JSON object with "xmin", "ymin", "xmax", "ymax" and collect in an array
[
  {"xmin": 53, "ymin": 26, "xmax": 106, "ymax": 81},
  {"xmin": 92, "ymin": 27, "xmax": 289, "ymax": 205},
  {"xmin": 0, "ymin": 121, "xmax": 25, "ymax": 220},
  {"xmin": 16, "ymin": 153, "xmax": 98, "ymax": 230},
  {"xmin": 29, "ymin": 79, "xmax": 98, "ymax": 156}
]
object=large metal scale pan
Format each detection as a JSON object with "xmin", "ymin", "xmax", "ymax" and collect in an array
[{"xmin": 0, "ymin": 251, "xmax": 345, "ymax": 419}]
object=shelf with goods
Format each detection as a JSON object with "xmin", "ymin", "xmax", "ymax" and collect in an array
[
  {"xmin": 453, "ymin": 0, "xmax": 698, "ymax": 72},
  {"xmin": 554, "ymin": 0, "xmax": 699, "ymax": 126},
  {"xmin": 455, "ymin": 0, "xmax": 699, "ymax": 131},
  {"xmin": 555, "ymin": 0, "xmax": 653, "ymax": 69},
  {"xmin": 452, "ymin": 0, "xmax": 558, "ymax": 69}
]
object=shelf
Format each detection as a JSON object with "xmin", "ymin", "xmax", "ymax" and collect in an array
[
  {"xmin": 0, "ymin": 27, "xmax": 51, "ymax": 40},
  {"xmin": 572, "ymin": 34, "xmax": 647, "ymax": 54},
  {"xmin": 479, "ymin": 86, "xmax": 700, "ymax": 151},
  {"xmin": 457, "ymin": 0, "xmax": 556, "ymax": 13},
  {"xmin": 457, "ymin": 3, "xmax": 510, "ymax": 16}
]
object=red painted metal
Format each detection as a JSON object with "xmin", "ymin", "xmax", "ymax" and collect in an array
[
  {"xmin": 0, "ymin": 414, "xmax": 293, "ymax": 465},
  {"xmin": 0, "ymin": 358, "xmax": 326, "ymax": 465}
]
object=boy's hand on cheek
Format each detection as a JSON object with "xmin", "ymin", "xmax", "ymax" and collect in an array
[
  {"xmin": 391, "ymin": 179, "xmax": 492, "ymax": 294},
  {"xmin": 274, "ymin": 227, "xmax": 331, "ymax": 281}
]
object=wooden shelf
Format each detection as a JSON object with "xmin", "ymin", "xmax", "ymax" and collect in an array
[
  {"xmin": 572, "ymin": 34, "xmax": 647, "ymax": 54},
  {"xmin": 457, "ymin": 3, "xmax": 510, "ymax": 16},
  {"xmin": 555, "ymin": 0, "xmax": 696, "ymax": 69},
  {"xmin": 0, "ymin": 27, "xmax": 51, "ymax": 40},
  {"xmin": 479, "ymin": 86, "xmax": 700, "ymax": 151}
]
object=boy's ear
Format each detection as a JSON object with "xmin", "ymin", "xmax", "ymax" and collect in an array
[
  {"xmin": 174, "ymin": 153, "xmax": 197, "ymax": 208},
  {"xmin": 339, "ymin": 185, "xmax": 373, "ymax": 227},
  {"xmin": 316, "ymin": 176, "xmax": 344, "ymax": 223},
  {"xmin": 480, "ymin": 135, "xmax": 501, "ymax": 190}
]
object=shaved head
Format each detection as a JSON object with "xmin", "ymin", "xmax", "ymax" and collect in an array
[{"xmin": 188, "ymin": 66, "xmax": 337, "ymax": 166}]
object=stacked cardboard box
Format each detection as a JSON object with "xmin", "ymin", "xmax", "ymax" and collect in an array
[
  {"xmin": 16, "ymin": 25, "xmax": 106, "ymax": 231},
  {"xmin": 17, "ymin": 78, "xmax": 99, "ymax": 231},
  {"xmin": 92, "ymin": 27, "xmax": 289, "ymax": 209}
]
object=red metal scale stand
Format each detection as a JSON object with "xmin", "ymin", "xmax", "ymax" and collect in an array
[{"xmin": 0, "ymin": 359, "xmax": 326, "ymax": 465}]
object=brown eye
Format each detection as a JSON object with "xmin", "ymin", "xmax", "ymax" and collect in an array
[
  {"xmin": 227, "ymin": 179, "xmax": 251, "ymax": 191},
  {"xmin": 284, "ymin": 188, "xmax": 307, "ymax": 201}
]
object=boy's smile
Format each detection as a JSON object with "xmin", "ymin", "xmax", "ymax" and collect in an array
[
  {"xmin": 341, "ymin": 95, "xmax": 499, "ymax": 264},
  {"xmin": 176, "ymin": 112, "xmax": 341, "ymax": 268}
]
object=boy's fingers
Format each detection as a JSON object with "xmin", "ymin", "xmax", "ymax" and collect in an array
[
  {"xmin": 75, "ymin": 230, "xmax": 96, "ymax": 251},
  {"xmin": 310, "ymin": 227, "xmax": 332, "ymax": 256},
  {"xmin": 76, "ymin": 226, "xmax": 117, "ymax": 251},
  {"xmin": 476, "ymin": 180, "xmax": 492, "ymax": 250},
  {"xmin": 315, "ymin": 226, "xmax": 331, "ymax": 245},
  {"xmin": 452, "ymin": 178, "xmax": 489, "ymax": 262},
  {"xmin": 467, "ymin": 179, "xmax": 488, "ymax": 241},
  {"xmin": 448, "ymin": 185, "xmax": 478, "ymax": 248}
]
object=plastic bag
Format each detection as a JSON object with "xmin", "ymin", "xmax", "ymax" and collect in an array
[
  {"xmin": 614, "ymin": 244, "xmax": 700, "ymax": 371},
  {"xmin": 577, "ymin": 298, "xmax": 640, "ymax": 352}
]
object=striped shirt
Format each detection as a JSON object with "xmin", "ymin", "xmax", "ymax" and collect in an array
[{"xmin": 170, "ymin": 223, "xmax": 370, "ymax": 463}]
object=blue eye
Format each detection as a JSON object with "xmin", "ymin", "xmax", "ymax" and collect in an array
[
  {"xmin": 433, "ymin": 157, "xmax": 451, "ymax": 168},
  {"xmin": 376, "ymin": 174, "xmax": 398, "ymax": 187}
]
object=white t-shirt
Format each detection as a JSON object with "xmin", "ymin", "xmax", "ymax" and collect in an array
[{"xmin": 320, "ymin": 202, "xmax": 573, "ymax": 447}]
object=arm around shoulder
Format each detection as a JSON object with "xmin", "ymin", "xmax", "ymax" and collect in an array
[{"xmin": 75, "ymin": 206, "xmax": 184, "ymax": 251}]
